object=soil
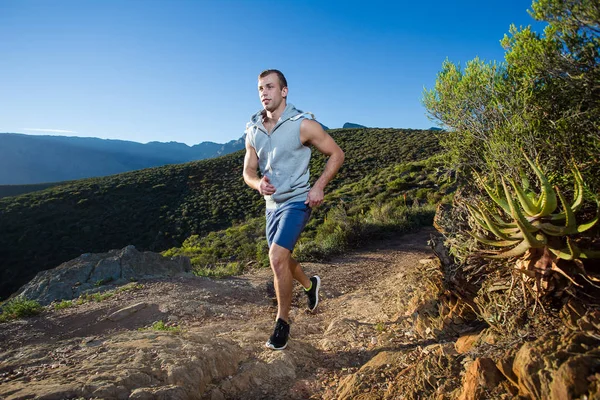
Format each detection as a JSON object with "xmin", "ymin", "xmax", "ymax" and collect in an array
[{"xmin": 0, "ymin": 227, "xmax": 468, "ymax": 399}]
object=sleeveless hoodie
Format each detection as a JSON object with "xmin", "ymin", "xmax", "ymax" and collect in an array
[{"xmin": 245, "ymin": 103, "xmax": 314, "ymax": 209}]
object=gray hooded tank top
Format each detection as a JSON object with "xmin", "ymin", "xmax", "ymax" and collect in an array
[{"xmin": 245, "ymin": 104, "xmax": 313, "ymax": 209}]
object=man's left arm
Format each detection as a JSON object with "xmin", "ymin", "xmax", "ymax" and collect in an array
[{"xmin": 300, "ymin": 119, "xmax": 345, "ymax": 208}]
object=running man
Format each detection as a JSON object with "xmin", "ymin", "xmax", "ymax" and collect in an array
[{"xmin": 243, "ymin": 69, "xmax": 345, "ymax": 350}]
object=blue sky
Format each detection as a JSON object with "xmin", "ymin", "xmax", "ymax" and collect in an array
[{"xmin": 0, "ymin": 0, "xmax": 543, "ymax": 146}]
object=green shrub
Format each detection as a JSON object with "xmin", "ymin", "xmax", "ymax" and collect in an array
[
  {"xmin": 0, "ymin": 297, "xmax": 43, "ymax": 322},
  {"xmin": 295, "ymin": 202, "xmax": 435, "ymax": 261},
  {"xmin": 142, "ymin": 320, "xmax": 180, "ymax": 332},
  {"xmin": 75, "ymin": 291, "xmax": 114, "ymax": 305},
  {"xmin": 54, "ymin": 300, "xmax": 74, "ymax": 310},
  {"xmin": 116, "ymin": 282, "xmax": 144, "ymax": 292},
  {"xmin": 193, "ymin": 262, "xmax": 245, "ymax": 278}
]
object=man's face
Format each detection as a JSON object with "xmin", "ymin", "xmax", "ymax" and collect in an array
[{"xmin": 258, "ymin": 73, "xmax": 287, "ymax": 112}]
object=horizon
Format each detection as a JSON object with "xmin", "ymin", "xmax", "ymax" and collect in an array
[
  {"xmin": 0, "ymin": 0, "xmax": 544, "ymax": 146},
  {"xmin": 0, "ymin": 130, "xmax": 240, "ymax": 146},
  {"xmin": 0, "ymin": 121, "xmax": 433, "ymax": 146}
]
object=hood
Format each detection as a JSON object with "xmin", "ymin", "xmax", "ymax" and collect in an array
[{"xmin": 248, "ymin": 103, "xmax": 305, "ymax": 132}]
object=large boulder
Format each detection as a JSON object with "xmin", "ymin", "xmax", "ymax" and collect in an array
[
  {"xmin": 15, "ymin": 245, "xmax": 191, "ymax": 305},
  {"xmin": 508, "ymin": 310, "xmax": 600, "ymax": 399}
]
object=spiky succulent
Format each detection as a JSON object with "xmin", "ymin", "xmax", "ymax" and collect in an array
[{"xmin": 468, "ymin": 154, "xmax": 599, "ymax": 261}]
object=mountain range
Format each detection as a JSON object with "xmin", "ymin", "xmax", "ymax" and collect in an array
[
  {"xmin": 0, "ymin": 133, "xmax": 246, "ymax": 185},
  {"xmin": 0, "ymin": 122, "xmax": 367, "ymax": 186}
]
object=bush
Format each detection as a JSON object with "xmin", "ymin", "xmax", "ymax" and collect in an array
[
  {"xmin": 0, "ymin": 297, "xmax": 43, "ymax": 322},
  {"xmin": 193, "ymin": 262, "xmax": 245, "ymax": 278},
  {"xmin": 54, "ymin": 300, "xmax": 74, "ymax": 310},
  {"xmin": 423, "ymin": 0, "xmax": 600, "ymax": 191},
  {"xmin": 295, "ymin": 202, "xmax": 435, "ymax": 261},
  {"xmin": 139, "ymin": 320, "xmax": 180, "ymax": 333}
]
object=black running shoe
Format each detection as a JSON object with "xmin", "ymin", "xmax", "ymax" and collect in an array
[
  {"xmin": 265, "ymin": 318, "xmax": 290, "ymax": 350},
  {"xmin": 305, "ymin": 276, "xmax": 321, "ymax": 312}
]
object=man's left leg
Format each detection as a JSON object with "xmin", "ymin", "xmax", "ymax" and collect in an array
[
  {"xmin": 265, "ymin": 243, "xmax": 295, "ymax": 350},
  {"xmin": 265, "ymin": 202, "xmax": 318, "ymax": 350},
  {"xmin": 290, "ymin": 257, "xmax": 321, "ymax": 311},
  {"xmin": 289, "ymin": 257, "xmax": 311, "ymax": 289},
  {"xmin": 269, "ymin": 243, "xmax": 295, "ymax": 323}
]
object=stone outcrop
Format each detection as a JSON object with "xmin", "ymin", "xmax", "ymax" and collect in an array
[
  {"xmin": 15, "ymin": 245, "xmax": 191, "ymax": 305},
  {"xmin": 458, "ymin": 357, "xmax": 505, "ymax": 400},
  {"xmin": 0, "ymin": 329, "xmax": 246, "ymax": 400},
  {"xmin": 510, "ymin": 329, "xmax": 600, "ymax": 399}
]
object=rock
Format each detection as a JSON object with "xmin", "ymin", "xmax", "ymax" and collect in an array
[
  {"xmin": 422, "ymin": 343, "xmax": 458, "ymax": 357},
  {"xmin": 319, "ymin": 318, "xmax": 359, "ymax": 350},
  {"xmin": 458, "ymin": 357, "xmax": 505, "ymax": 400},
  {"xmin": 480, "ymin": 330, "xmax": 498, "ymax": 345},
  {"xmin": 455, "ymin": 333, "xmax": 480, "ymax": 354},
  {"xmin": 560, "ymin": 298, "xmax": 587, "ymax": 330},
  {"xmin": 15, "ymin": 246, "xmax": 192, "ymax": 305},
  {"xmin": 89, "ymin": 257, "xmax": 121, "ymax": 285},
  {"xmin": 0, "ymin": 329, "xmax": 245, "ymax": 400},
  {"xmin": 550, "ymin": 355, "xmax": 600, "ymax": 399},
  {"xmin": 336, "ymin": 351, "xmax": 407, "ymax": 400},
  {"xmin": 512, "ymin": 329, "xmax": 600, "ymax": 399},
  {"xmin": 129, "ymin": 388, "xmax": 156, "ymax": 399},
  {"xmin": 495, "ymin": 355, "xmax": 519, "ymax": 389},
  {"xmin": 106, "ymin": 302, "xmax": 148, "ymax": 322},
  {"xmin": 513, "ymin": 336, "xmax": 552, "ymax": 398},
  {"xmin": 210, "ymin": 388, "xmax": 226, "ymax": 400}
]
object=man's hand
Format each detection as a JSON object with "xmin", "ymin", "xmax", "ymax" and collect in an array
[
  {"xmin": 258, "ymin": 176, "xmax": 276, "ymax": 195},
  {"xmin": 305, "ymin": 186, "xmax": 324, "ymax": 208}
]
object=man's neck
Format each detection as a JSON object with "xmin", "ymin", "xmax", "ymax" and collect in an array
[{"xmin": 263, "ymin": 102, "xmax": 287, "ymax": 124}]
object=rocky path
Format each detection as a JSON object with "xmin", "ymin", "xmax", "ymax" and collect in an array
[{"xmin": 0, "ymin": 227, "xmax": 445, "ymax": 400}]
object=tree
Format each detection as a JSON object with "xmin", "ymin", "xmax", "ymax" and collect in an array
[{"xmin": 423, "ymin": 0, "xmax": 600, "ymax": 191}]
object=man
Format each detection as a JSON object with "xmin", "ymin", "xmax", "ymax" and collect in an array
[{"xmin": 243, "ymin": 69, "xmax": 344, "ymax": 350}]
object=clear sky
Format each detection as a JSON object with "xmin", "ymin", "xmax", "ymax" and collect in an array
[{"xmin": 0, "ymin": 0, "xmax": 543, "ymax": 146}]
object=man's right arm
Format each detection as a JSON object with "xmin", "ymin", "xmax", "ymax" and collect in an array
[{"xmin": 243, "ymin": 141, "xmax": 276, "ymax": 195}]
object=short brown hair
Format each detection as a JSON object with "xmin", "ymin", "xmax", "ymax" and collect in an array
[{"xmin": 258, "ymin": 69, "xmax": 288, "ymax": 89}]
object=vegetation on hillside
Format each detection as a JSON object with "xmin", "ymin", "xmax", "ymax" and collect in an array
[
  {"xmin": 0, "ymin": 128, "xmax": 441, "ymax": 300},
  {"xmin": 164, "ymin": 155, "xmax": 454, "ymax": 276},
  {"xmin": 0, "ymin": 182, "xmax": 65, "ymax": 199}
]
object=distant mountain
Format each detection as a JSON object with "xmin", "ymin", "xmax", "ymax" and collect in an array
[
  {"xmin": 429, "ymin": 127, "xmax": 443, "ymax": 131},
  {"xmin": 343, "ymin": 122, "xmax": 367, "ymax": 129},
  {"xmin": 0, "ymin": 133, "xmax": 245, "ymax": 185}
]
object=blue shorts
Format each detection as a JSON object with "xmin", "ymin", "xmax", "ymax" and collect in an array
[{"xmin": 266, "ymin": 201, "xmax": 312, "ymax": 251}]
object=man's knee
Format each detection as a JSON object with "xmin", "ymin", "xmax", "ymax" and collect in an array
[{"xmin": 269, "ymin": 244, "xmax": 291, "ymax": 273}]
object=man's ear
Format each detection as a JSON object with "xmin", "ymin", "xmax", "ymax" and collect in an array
[{"xmin": 281, "ymin": 87, "xmax": 288, "ymax": 98}]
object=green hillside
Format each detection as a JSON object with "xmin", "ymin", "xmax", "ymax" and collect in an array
[
  {"xmin": 0, "ymin": 128, "xmax": 443, "ymax": 300},
  {"xmin": 0, "ymin": 182, "xmax": 65, "ymax": 199}
]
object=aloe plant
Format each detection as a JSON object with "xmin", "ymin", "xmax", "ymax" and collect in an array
[{"xmin": 467, "ymin": 153, "xmax": 599, "ymax": 295}]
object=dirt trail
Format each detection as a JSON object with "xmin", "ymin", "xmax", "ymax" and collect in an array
[{"xmin": 0, "ymin": 227, "xmax": 442, "ymax": 399}]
